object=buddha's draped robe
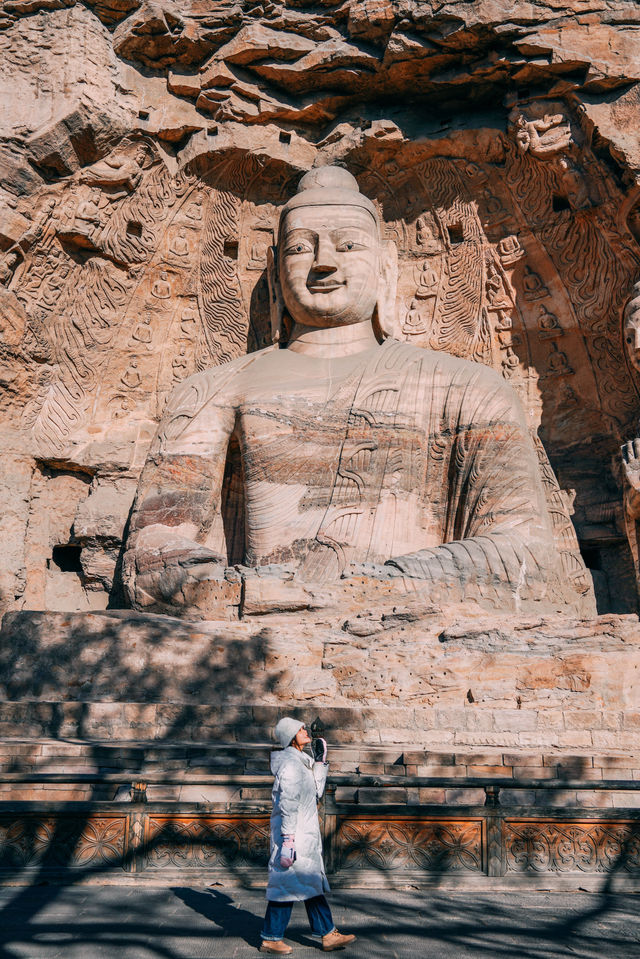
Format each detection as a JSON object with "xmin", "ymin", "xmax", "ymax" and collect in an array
[{"xmin": 124, "ymin": 339, "xmax": 572, "ymax": 610}]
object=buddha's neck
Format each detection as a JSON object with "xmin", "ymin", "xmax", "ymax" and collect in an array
[{"xmin": 286, "ymin": 320, "xmax": 378, "ymax": 357}]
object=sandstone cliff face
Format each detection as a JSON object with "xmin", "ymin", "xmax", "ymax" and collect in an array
[{"xmin": 1, "ymin": 0, "xmax": 640, "ymax": 616}]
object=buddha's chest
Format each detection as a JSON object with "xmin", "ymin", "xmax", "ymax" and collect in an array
[{"xmin": 235, "ymin": 389, "xmax": 426, "ymax": 498}]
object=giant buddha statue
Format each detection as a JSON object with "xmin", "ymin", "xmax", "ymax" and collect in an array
[{"xmin": 123, "ymin": 167, "xmax": 592, "ymax": 616}]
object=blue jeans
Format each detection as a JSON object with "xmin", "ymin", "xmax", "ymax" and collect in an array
[{"xmin": 261, "ymin": 894, "xmax": 335, "ymax": 942}]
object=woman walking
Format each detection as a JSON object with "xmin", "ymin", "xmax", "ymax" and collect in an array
[{"xmin": 260, "ymin": 717, "xmax": 356, "ymax": 954}]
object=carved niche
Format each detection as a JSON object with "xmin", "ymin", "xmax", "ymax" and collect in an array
[{"xmin": 3, "ymin": 92, "xmax": 640, "ymax": 614}]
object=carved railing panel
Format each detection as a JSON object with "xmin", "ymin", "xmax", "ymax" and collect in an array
[
  {"xmin": 0, "ymin": 814, "xmax": 127, "ymax": 870},
  {"xmin": 504, "ymin": 820, "xmax": 640, "ymax": 873},
  {"xmin": 334, "ymin": 817, "xmax": 484, "ymax": 874},
  {"xmin": 143, "ymin": 816, "xmax": 270, "ymax": 870}
]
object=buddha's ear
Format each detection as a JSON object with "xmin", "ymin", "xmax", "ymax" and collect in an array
[
  {"xmin": 267, "ymin": 245, "xmax": 285, "ymax": 344},
  {"xmin": 375, "ymin": 239, "xmax": 399, "ymax": 340}
]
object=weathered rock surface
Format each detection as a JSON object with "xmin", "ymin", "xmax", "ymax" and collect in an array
[
  {"xmin": 1, "ymin": 606, "xmax": 638, "ymax": 751},
  {"xmin": 1, "ymin": 1, "xmax": 640, "ymax": 714}
]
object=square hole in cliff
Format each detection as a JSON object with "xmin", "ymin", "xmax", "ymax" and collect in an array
[
  {"xmin": 127, "ymin": 221, "xmax": 143, "ymax": 237},
  {"xmin": 223, "ymin": 238, "xmax": 239, "ymax": 260},
  {"xmin": 447, "ymin": 223, "xmax": 464, "ymax": 244},
  {"xmin": 48, "ymin": 545, "xmax": 83, "ymax": 574},
  {"xmin": 552, "ymin": 194, "xmax": 571, "ymax": 213}
]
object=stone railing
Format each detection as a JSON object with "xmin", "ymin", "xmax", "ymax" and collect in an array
[{"xmin": 1, "ymin": 772, "xmax": 640, "ymax": 888}]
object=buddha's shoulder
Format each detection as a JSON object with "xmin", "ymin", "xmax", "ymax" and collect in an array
[
  {"xmin": 387, "ymin": 340, "xmax": 515, "ymax": 392},
  {"xmin": 173, "ymin": 346, "xmax": 275, "ymax": 393}
]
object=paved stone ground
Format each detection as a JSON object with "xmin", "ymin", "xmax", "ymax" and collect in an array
[{"xmin": 0, "ymin": 885, "xmax": 639, "ymax": 958}]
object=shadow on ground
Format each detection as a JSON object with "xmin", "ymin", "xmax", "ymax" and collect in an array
[{"xmin": 0, "ymin": 885, "xmax": 639, "ymax": 958}]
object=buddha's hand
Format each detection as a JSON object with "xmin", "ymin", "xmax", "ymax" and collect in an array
[
  {"xmin": 343, "ymin": 561, "xmax": 405, "ymax": 580},
  {"xmin": 125, "ymin": 526, "xmax": 226, "ymax": 608},
  {"xmin": 622, "ymin": 439, "xmax": 640, "ymax": 519}
]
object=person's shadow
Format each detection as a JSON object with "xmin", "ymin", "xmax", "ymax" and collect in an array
[
  {"xmin": 173, "ymin": 887, "xmax": 317, "ymax": 951},
  {"xmin": 172, "ymin": 887, "xmax": 264, "ymax": 948}
]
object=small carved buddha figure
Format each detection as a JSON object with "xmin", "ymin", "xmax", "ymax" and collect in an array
[
  {"xmin": 546, "ymin": 340, "xmax": 573, "ymax": 376},
  {"xmin": 172, "ymin": 345, "xmax": 188, "ymax": 382},
  {"xmin": 414, "ymin": 260, "xmax": 438, "ymax": 299},
  {"xmin": 498, "ymin": 235, "xmax": 523, "ymax": 265},
  {"xmin": 180, "ymin": 305, "xmax": 198, "ymax": 336},
  {"xmin": 131, "ymin": 315, "xmax": 152, "ymax": 344},
  {"xmin": 402, "ymin": 298, "xmax": 427, "ymax": 335},
  {"xmin": 152, "ymin": 271, "xmax": 171, "ymax": 299},
  {"xmin": 75, "ymin": 190, "xmax": 102, "ymax": 228},
  {"xmin": 121, "ymin": 359, "xmax": 142, "ymax": 390},
  {"xmin": 123, "ymin": 166, "xmax": 587, "ymax": 615},
  {"xmin": 186, "ymin": 192, "xmax": 204, "ymax": 221},
  {"xmin": 522, "ymin": 266, "xmax": 549, "ymax": 300},
  {"xmin": 170, "ymin": 228, "xmax": 190, "ymax": 258},
  {"xmin": 0, "ymin": 251, "xmax": 19, "ymax": 286},
  {"xmin": 538, "ymin": 304, "xmax": 562, "ymax": 335}
]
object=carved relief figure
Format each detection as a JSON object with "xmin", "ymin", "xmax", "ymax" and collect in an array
[
  {"xmin": 75, "ymin": 190, "xmax": 102, "ymax": 229},
  {"xmin": 186, "ymin": 192, "xmax": 204, "ymax": 221},
  {"xmin": 537, "ymin": 304, "xmax": 562, "ymax": 337},
  {"xmin": 123, "ymin": 166, "xmax": 593, "ymax": 617},
  {"xmin": 180, "ymin": 305, "xmax": 198, "ymax": 337},
  {"xmin": 522, "ymin": 266, "xmax": 549, "ymax": 300},
  {"xmin": 152, "ymin": 271, "xmax": 171, "ymax": 299},
  {"xmin": 621, "ymin": 280, "xmax": 640, "ymax": 594},
  {"xmin": 170, "ymin": 228, "xmax": 190, "ymax": 258},
  {"xmin": 546, "ymin": 340, "xmax": 573, "ymax": 376},
  {"xmin": 131, "ymin": 315, "xmax": 152, "ymax": 344},
  {"xmin": 509, "ymin": 109, "xmax": 573, "ymax": 159},
  {"xmin": 121, "ymin": 359, "xmax": 141, "ymax": 390},
  {"xmin": 414, "ymin": 260, "xmax": 438, "ymax": 299},
  {"xmin": 172, "ymin": 345, "xmax": 188, "ymax": 382},
  {"xmin": 402, "ymin": 298, "xmax": 427, "ymax": 336},
  {"xmin": 80, "ymin": 145, "xmax": 147, "ymax": 199},
  {"xmin": 498, "ymin": 235, "xmax": 523, "ymax": 265},
  {"xmin": 415, "ymin": 214, "xmax": 441, "ymax": 254},
  {"xmin": 0, "ymin": 251, "xmax": 20, "ymax": 286}
]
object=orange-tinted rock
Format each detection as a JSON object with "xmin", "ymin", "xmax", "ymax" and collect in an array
[{"xmin": 0, "ymin": 0, "xmax": 640, "ymax": 756}]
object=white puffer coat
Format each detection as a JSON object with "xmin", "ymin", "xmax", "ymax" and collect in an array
[{"xmin": 266, "ymin": 746, "xmax": 329, "ymax": 902}]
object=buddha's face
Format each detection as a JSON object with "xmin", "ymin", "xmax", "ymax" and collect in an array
[{"xmin": 278, "ymin": 205, "xmax": 380, "ymax": 328}]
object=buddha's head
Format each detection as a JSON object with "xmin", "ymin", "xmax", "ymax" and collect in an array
[{"xmin": 268, "ymin": 166, "xmax": 398, "ymax": 343}]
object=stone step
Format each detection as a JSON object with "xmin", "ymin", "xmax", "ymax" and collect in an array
[
  {"xmin": 1, "ymin": 737, "xmax": 639, "ymax": 783},
  {"xmin": 1, "ymin": 698, "xmax": 639, "ymax": 753}
]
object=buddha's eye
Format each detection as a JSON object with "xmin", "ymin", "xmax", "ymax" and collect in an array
[
  {"xmin": 285, "ymin": 241, "xmax": 312, "ymax": 255},
  {"xmin": 337, "ymin": 239, "xmax": 362, "ymax": 252}
]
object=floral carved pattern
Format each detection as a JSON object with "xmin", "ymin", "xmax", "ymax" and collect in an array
[
  {"xmin": 144, "ymin": 817, "xmax": 270, "ymax": 869},
  {"xmin": 0, "ymin": 816, "xmax": 126, "ymax": 869},
  {"xmin": 336, "ymin": 818, "xmax": 483, "ymax": 873},
  {"xmin": 505, "ymin": 821, "xmax": 640, "ymax": 873}
]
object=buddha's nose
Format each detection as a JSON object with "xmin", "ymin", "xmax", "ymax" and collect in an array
[
  {"xmin": 313, "ymin": 236, "xmax": 338, "ymax": 273},
  {"xmin": 634, "ymin": 328, "xmax": 640, "ymax": 351}
]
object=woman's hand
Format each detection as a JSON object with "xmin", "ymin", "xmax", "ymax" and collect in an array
[
  {"xmin": 312, "ymin": 737, "xmax": 327, "ymax": 763},
  {"xmin": 280, "ymin": 835, "xmax": 295, "ymax": 868}
]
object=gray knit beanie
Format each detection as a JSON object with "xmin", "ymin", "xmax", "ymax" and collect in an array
[{"xmin": 275, "ymin": 717, "xmax": 304, "ymax": 748}]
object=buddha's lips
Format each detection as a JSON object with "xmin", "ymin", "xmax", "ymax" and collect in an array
[{"xmin": 307, "ymin": 281, "xmax": 345, "ymax": 292}]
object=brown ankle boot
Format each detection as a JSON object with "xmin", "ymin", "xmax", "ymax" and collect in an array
[
  {"xmin": 322, "ymin": 929, "xmax": 356, "ymax": 951},
  {"xmin": 260, "ymin": 940, "xmax": 292, "ymax": 954}
]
